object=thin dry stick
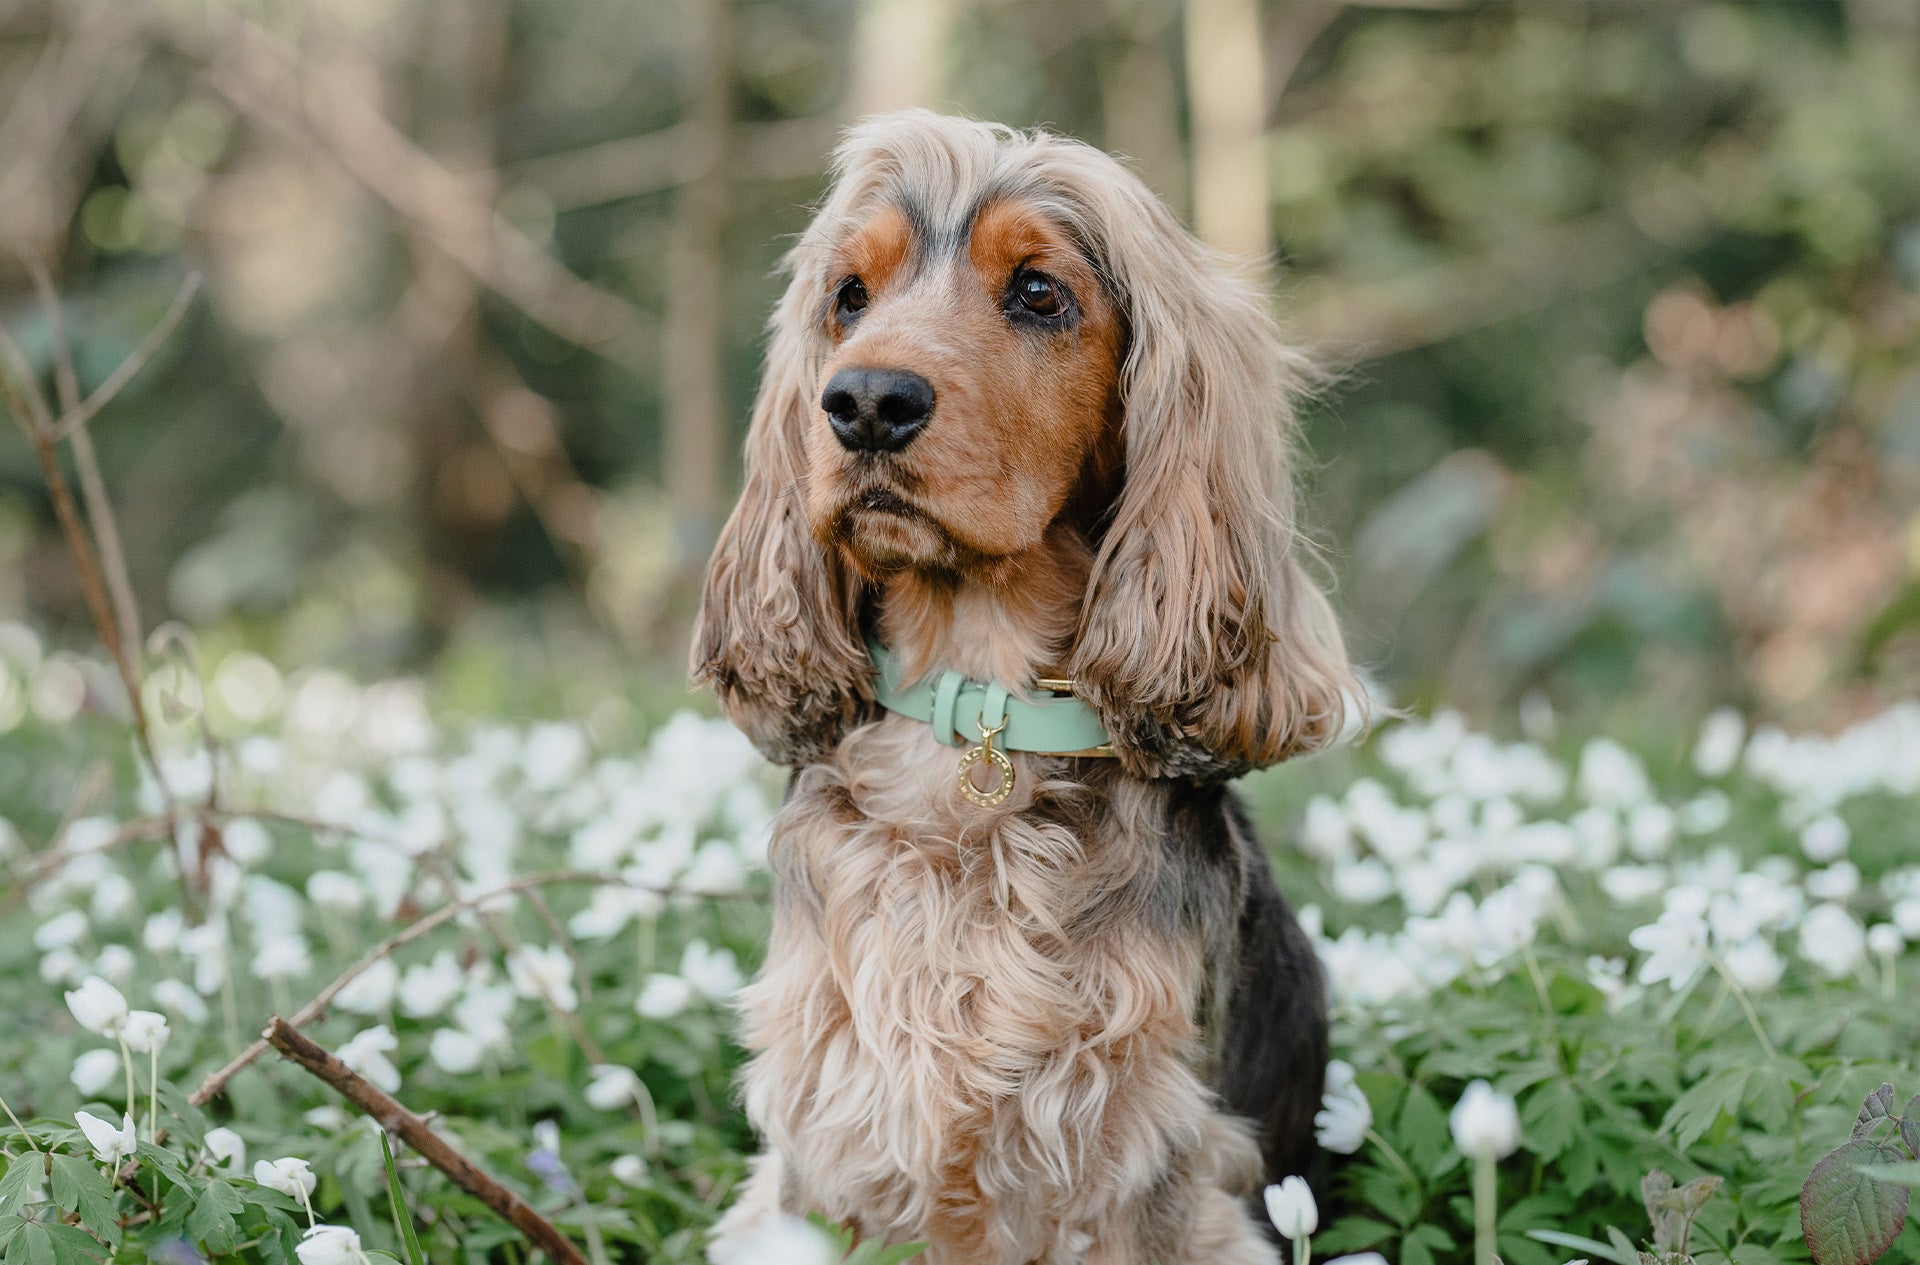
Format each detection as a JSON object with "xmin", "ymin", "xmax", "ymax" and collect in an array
[
  {"xmin": 263, "ymin": 1018, "xmax": 589, "ymax": 1265},
  {"xmin": 22, "ymin": 254, "xmax": 145, "ymax": 661},
  {"xmin": 190, "ymin": 868, "xmax": 658, "ymax": 1106},
  {"xmin": 2, "ymin": 811, "xmax": 178, "ymax": 910},
  {"xmin": 49, "ymin": 276, "xmax": 203, "ymax": 443},
  {"xmin": 0, "ymin": 343, "xmax": 140, "ymax": 728}
]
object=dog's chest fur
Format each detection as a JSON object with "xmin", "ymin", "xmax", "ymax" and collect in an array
[{"xmin": 734, "ymin": 715, "xmax": 1231, "ymax": 1263}]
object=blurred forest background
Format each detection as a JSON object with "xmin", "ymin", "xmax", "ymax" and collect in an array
[{"xmin": 3, "ymin": 0, "xmax": 1919, "ymax": 740}]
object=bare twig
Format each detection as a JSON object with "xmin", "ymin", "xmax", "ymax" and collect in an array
[
  {"xmin": 48, "ymin": 275, "xmax": 203, "ymax": 444},
  {"xmin": 196, "ymin": 16, "xmax": 649, "ymax": 372},
  {"xmin": 22, "ymin": 254, "xmax": 150, "ymax": 673},
  {"xmin": 0, "ymin": 334, "xmax": 143, "ymax": 732},
  {"xmin": 506, "ymin": 115, "xmax": 840, "ymax": 213},
  {"xmin": 263, "ymin": 1018, "xmax": 589, "ymax": 1265},
  {"xmin": 1, "ymin": 811, "xmax": 178, "ymax": 909}
]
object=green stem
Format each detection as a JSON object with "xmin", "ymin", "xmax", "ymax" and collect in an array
[
  {"xmin": 1292, "ymin": 1233, "xmax": 1311, "ymax": 1265},
  {"xmin": 0, "ymin": 1091, "xmax": 41, "ymax": 1152},
  {"xmin": 147, "ymin": 1045, "xmax": 159, "ymax": 1141},
  {"xmin": 118, "ymin": 1034, "xmax": 136, "ymax": 1115},
  {"xmin": 1709, "ymin": 956, "xmax": 1778, "ymax": 1059},
  {"xmin": 1473, "ymin": 1152, "xmax": 1497, "ymax": 1265},
  {"xmin": 1364, "ymin": 1128, "xmax": 1421, "ymax": 1194}
]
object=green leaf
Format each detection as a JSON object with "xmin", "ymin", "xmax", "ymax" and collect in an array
[
  {"xmin": 1399, "ymin": 1083, "xmax": 1452, "ymax": 1177},
  {"xmin": 1662, "ymin": 1068, "xmax": 1750, "ymax": 1150},
  {"xmin": 1528, "ymin": 1229, "xmax": 1639, "ymax": 1265},
  {"xmin": 379, "ymin": 1132, "xmax": 428, "ymax": 1265},
  {"xmin": 1315, "ymin": 1216, "xmax": 1396, "ymax": 1255},
  {"xmin": 0, "ymin": 1157, "xmax": 44, "ymax": 1220},
  {"xmin": 1800, "ymin": 1138, "xmax": 1910, "ymax": 1265},
  {"xmin": 46, "ymin": 1156, "xmax": 119, "ymax": 1249},
  {"xmin": 0, "ymin": 1222, "xmax": 52, "ymax": 1265},
  {"xmin": 38, "ymin": 1225, "xmax": 105, "ymax": 1265},
  {"xmin": 187, "ymin": 1178, "xmax": 246, "ymax": 1255},
  {"xmin": 1854, "ymin": 1084, "xmax": 1899, "ymax": 1140},
  {"xmin": 1522, "ymin": 1079, "xmax": 1582, "ymax": 1163}
]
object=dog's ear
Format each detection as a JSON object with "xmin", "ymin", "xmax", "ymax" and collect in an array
[
  {"xmin": 1069, "ymin": 187, "xmax": 1358, "ymax": 779},
  {"xmin": 690, "ymin": 274, "xmax": 872, "ymax": 767}
]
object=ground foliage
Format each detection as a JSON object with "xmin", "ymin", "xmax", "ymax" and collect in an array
[{"xmin": 1, "ymin": 637, "xmax": 1917, "ymax": 1264}]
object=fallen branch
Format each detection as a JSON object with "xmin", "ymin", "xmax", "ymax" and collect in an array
[{"xmin": 262, "ymin": 1018, "xmax": 589, "ymax": 1265}]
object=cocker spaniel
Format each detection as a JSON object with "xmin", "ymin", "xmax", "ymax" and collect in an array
[{"xmin": 693, "ymin": 110, "xmax": 1356, "ymax": 1265}]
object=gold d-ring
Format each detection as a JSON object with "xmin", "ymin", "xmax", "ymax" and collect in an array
[{"xmin": 957, "ymin": 716, "xmax": 1014, "ymax": 807}]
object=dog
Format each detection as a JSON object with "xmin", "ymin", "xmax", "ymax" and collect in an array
[{"xmin": 692, "ymin": 110, "xmax": 1356, "ymax": 1265}]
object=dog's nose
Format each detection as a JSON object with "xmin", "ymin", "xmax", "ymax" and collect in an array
[{"xmin": 821, "ymin": 368, "xmax": 934, "ymax": 453}]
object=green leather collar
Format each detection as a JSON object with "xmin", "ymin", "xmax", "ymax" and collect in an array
[{"xmin": 866, "ymin": 637, "xmax": 1114, "ymax": 757}]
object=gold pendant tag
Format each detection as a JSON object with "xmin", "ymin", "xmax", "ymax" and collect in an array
[{"xmin": 957, "ymin": 718, "xmax": 1014, "ymax": 807}]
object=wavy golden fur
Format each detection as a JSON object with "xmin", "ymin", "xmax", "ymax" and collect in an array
[{"xmin": 693, "ymin": 111, "xmax": 1357, "ymax": 1264}]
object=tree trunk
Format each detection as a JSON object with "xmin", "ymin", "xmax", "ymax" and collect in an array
[
  {"xmin": 664, "ymin": 0, "xmax": 734, "ymax": 566},
  {"xmin": 1183, "ymin": 0, "xmax": 1268, "ymax": 262}
]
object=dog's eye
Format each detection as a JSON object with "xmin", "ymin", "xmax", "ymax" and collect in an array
[
  {"xmin": 835, "ymin": 277, "xmax": 869, "ymax": 319},
  {"xmin": 1012, "ymin": 270, "xmax": 1066, "ymax": 318}
]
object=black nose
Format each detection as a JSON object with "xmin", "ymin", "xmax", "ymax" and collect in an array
[{"xmin": 821, "ymin": 368, "xmax": 934, "ymax": 453}]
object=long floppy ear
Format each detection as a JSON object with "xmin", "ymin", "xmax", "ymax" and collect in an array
[
  {"xmin": 689, "ymin": 274, "xmax": 873, "ymax": 767},
  {"xmin": 1068, "ymin": 182, "xmax": 1358, "ymax": 780}
]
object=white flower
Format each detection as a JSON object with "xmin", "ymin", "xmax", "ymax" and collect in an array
[
  {"xmin": 1799, "ymin": 814, "xmax": 1850, "ymax": 863},
  {"xmin": 306, "ymin": 871, "xmax": 366, "ymax": 914},
  {"xmin": 708, "ymin": 1214, "xmax": 839, "ymax": 1265},
  {"xmin": 333, "ymin": 957, "xmax": 399, "ymax": 1015},
  {"xmin": 682, "ymin": 841, "xmax": 748, "ymax": 895},
  {"xmin": 1691, "ymin": 708, "xmax": 1745, "ymax": 778},
  {"xmin": 1315, "ymin": 1060, "xmax": 1372, "ymax": 1154},
  {"xmin": 1805, "ymin": 861, "xmax": 1861, "ymax": 902},
  {"xmin": 1449, "ymin": 1080, "xmax": 1521, "ymax": 1160},
  {"xmin": 1578, "ymin": 738, "xmax": 1652, "ymax": 807},
  {"xmin": 253, "ymin": 1156, "xmax": 317, "ymax": 1200},
  {"xmin": 1624, "ymin": 804, "xmax": 1675, "ymax": 860},
  {"xmin": 1897, "ymin": 898, "xmax": 1920, "ymax": 940},
  {"xmin": 143, "ymin": 909, "xmax": 185, "ymax": 954},
  {"xmin": 35, "ymin": 910, "xmax": 90, "ymax": 950},
  {"xmin": 1629, "ymin": 908, "xmax": 1710, "ymax": 989},
  {"xmin": 609, "ymin": 1154, "xmax": 648, "ymax": 1187},
  {"xmin": 635, "ymin": 974, "xmax": 693, "ymax": 1019},
  {"xmin": 585, "ymin": 1064, "xmax": 640, "ymax": 1111},
  {"xmin": 1799, "ymin": 904, "xmax": 1866, "ymax": 978},
  {"xmin": 399, "ymin": 952, "xmax": 467, "ymax": 1018},
  {"xmin": 70, "ymin": 1049, "xmax": 120, "ymax": 1097},
  {"xmin": 429, "ymin": 1027, "xmax": 486, "ymax": 1074},
  {"xmin": 1720, "ymin": 937, "xmax": 1784, "ymax": 993},
  {"xmin": 681, "ymin": 940, "xmax": 743, "ymax": 1001},
  {"xmin": 337, "ymin": 1025, "xmax": 402, "ymax": 1093},
  {"xmin": 1867, "ymin": 923, "xmax": 1905, "ymax": 959},
  {"xmin": 93, "ymin": 945, "xmax": 135, "ymax": 986},
  {"xmin": 205, "ymin": 1126, "xmax": 247, "ymax": 1176},
  {"xmin": 180, "ymin": 924, "xmax": 228, "ymax": 995},
  {"xmin": 1325, "ymin": 1256, "xmax": 1392, "ymax": 1265},
  {"xmin": 65, "ymin": 976, "xmax": 129, "ymax": 1037},
  {"xmin": 296, "ymin": 1223, "xmax": 370, "ymax": 1265},
  {"xmin": 254, "ymin": 935, "xmax": 313, "ymax": 981},
  {"xmin": 507, "ymin": 944, "xmax": 580, "ymax": 1013},
  {"xmin": 152, "ymin": 978, "xmax": 210, "ymax": 1025},
  {"xmin": 74, "ymin": 1110, "xmax": 137, "ymax": 1164},
  {"xmin": 1263, "ymin": 1176, "xmax": 1318, "ymax": 1239},
  {"xmin": 1600, "ymin": 865, "xmax": 1667, "ymax": 906},
  {"xmin": 121, "ymin": 1010, "xmax": 170, "ymax": 1053},
  {"xmin": 1330, "ymin": 858, "xmax": 1394, "ymax": 906}
]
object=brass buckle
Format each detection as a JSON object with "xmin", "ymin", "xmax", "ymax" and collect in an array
[{"xmin": 957, "ymin": 716, "xmax": 1014, "ymax": 807}]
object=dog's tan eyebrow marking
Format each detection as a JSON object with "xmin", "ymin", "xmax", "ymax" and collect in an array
[
  {"xmin": 837, "ymin": 204, "xmax": 916, "ymax": 294},
  {"xmin": 967, "ymin": 198, "xmax": 1085, "ymax": 288}
]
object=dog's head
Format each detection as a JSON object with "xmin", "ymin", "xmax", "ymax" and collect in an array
[{"xmin": 693, "ymin": 110, "xmax": 1356, "ymax": 776}]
